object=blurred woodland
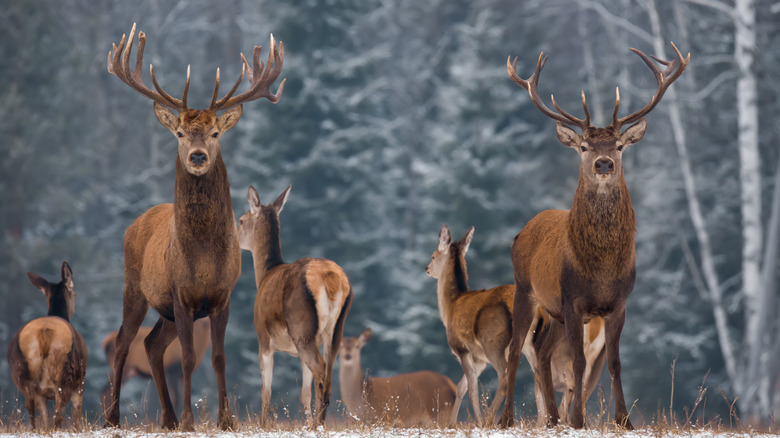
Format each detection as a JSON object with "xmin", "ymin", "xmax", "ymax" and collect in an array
[{"xmin": 1, "ymin": 0, "xmax": 779, "ymax": 427}]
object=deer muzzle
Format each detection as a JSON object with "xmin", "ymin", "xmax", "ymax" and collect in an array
[
  {"xmin": 190, "ymin": 152, "xmax": 207, "ymax": 166},
  {"xmin": 594, "ymin": 157, "xmax": 615, "ymax": 175}
]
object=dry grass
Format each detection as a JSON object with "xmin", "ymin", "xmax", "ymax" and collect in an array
[{"xmin": 2, "ymin": 372, "xmax": 779, "ymax": 437}]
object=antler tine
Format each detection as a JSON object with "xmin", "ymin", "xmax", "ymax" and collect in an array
[
  {"xmin": 507, "ymin": 53, "xmax": 590, "ymax": 129},
  {"xmin": 107, "ymin": 23, "xmax": 187, "ymax": 112},
  {"xmin": 211, "ymin": 34, "xmax": 286, "ymax": 111},
  {"xmin": 210, "ymin": 68, "xmax": 221, "ymax": 109},
  {"xmin": 613, "ymin": 41, "xmax": 689, "ymax": 128},
  {"xmin": 182, "ymin": 65, "xmax": 190, "ymax": 109},
  {"xmin": 612, "ymin": 87, "xmax": 621, "ymax": 126}
]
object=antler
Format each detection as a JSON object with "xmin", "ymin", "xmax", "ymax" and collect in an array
[
  {"xmin": 507, "ymin": 53, "xmax": 592, "ymax": 130},
  {"xmin": 611, "ymin": 41, "xmax": 690, "ymax": 128},
  {"xmin": 107, "ymin": 23, "xmax": 189, "ymax": 112},
  {"xmin": 209, "ymin": 34, "xmax": 286, "ymax": 111}
]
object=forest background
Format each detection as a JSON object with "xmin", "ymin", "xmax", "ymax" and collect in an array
[{"xmin": 1, "ymin": 0, "xmax": 779, "ymax": 427}]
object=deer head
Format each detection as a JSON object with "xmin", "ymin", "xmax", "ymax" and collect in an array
[
  {"xmin": 508, "ymin": 42, "xmax": 689, "ymax": 190},
  {"xmin": 26, "ymin": 261, "xmax": 75, "ymax": 321},
  {"xmin": 107, "ymin": 23, "xmax": 285, "ymax": 176},
  {"xmin": 339, "ymin": 328, "xmax": 372, "ymax": 365},
  {"xmin": 237, "ymin": 184, "xmax": 291, "ymax": 251},
  {"xmin": 425, "ymin": 224, "xmax": 474, "ymax": 281}
]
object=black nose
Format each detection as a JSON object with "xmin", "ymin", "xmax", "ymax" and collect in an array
[
  {"xmin": 190, "ymin": 153, "xmax": 207, "ymax": 165},
  {"xmin": 595, "ymin": 158, "xmax": 614, "ymax": 174}
]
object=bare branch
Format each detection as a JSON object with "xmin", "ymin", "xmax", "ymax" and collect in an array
[{"xmin": 683, "ymin": 0, "xmax": 738, "ymax": 21}]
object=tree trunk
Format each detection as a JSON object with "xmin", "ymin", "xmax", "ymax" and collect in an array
[{"xmin": 734, "ymin": 0, "xmax": 765, "ymax": 421}]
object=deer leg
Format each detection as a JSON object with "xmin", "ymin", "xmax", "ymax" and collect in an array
[
  {"xmin": 450, "ymin": 375, "xmax": 467, "ymax": 426},
  {"xmin": 321, "ymin": 294, "xmax": 350, "ymax": 426},
  {"xmin": 258, "ymin": 348, "xmax": 274, "ymax": 425},
  {"xmin": 605, "ymin": 309, "xmax": 633, "ymax": 430},
  {"xmin": 53, "ymin": 386, "xmax": 71, "ymax": 429},
  {"xmin": 172, "ymin": 301, "xmax": 195, "ymax": 431},
  {"xmin": 498, "ymin": 279, "xmax": 535, "ymax": 428},
  {"xmin": 563, "ymin": 304, "xmax": 586, "ymax": 429},
  {"xmin": 105, "ymin": 285, "xmax": 148, "ymax": 427},
  {"xmin": 300, "ymin": 359, "xmax": 314, "ymax": 423},
  {"xmin": 457, "ymin": 353, "xmax": 485, "ymax": 426},
  {"xmin": 70, "ymin": 390, "xmax": 84, "ymax": 431},
  {"xmin": 536, "ymin": 321, "xmax": 562, "ymax": 427},
  {"xmin": 24, "ymin": 396, "xmax": 36, "ymax": 430},
  {"xmin": 559, "ymin": 388, "xmax": 573, "ymax": 424},
  {"xmin": 144, "ymin": 316, "xmax": 178, "ymax": 429},
  {"xmin": 210, "ymin": 306, "xmax": 233, "ymax": 430},
  {"xmin": 34, "ymin": 396, "xmax": 48, "ymax": 430},
  {"xmin": 533, "ymin": 375, "xmax": 547, "ymax": 426},
  {"xmin": 484, "ymin": 350, "xmax": 508, "ymax": 425},
  {"xmin": 297, "ymin": 344, "xmax": 326, "ymax": 427},
  {"xmin": 583, "ymin": 347, "xmax": 606, "ymax": 406}
]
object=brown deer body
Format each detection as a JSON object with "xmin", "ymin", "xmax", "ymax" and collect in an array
[
  {"xmin": 100, "ymin": 319, "xmax": 211, "ymax": 412},
  {"xmin": 238, "ymin": 185, "xmax": 352, "ymax": 426},
  {"xmin": 103, "ymin": 24, "xmax": 284, "ymax": 430},
  {"xmin": 499, "ymin": 44, "xmax": 689, "ymax": 429},
  {"xmin": 339, "ymin": 328, "xmax": 457, "ymax": 426},
  {"xmin": 7, "ymin": 262, "xmax": 88, "ymax": 430}
]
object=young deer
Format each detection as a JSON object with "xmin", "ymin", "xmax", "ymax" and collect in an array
[
  {"xmin": 238, "ymin": 185, "xmax": 352, "ymax": 426},
  {"xmin": 499, "ymin": 43, "xmax": 689, "ymax": 429},
  {"xmin": 425, "ymin": 225, "xmax": 512, "ymax": 426},
  {"xmin": 100, "ymin": 319, "xmax": 211, "ymax": 412},
  {"xmin": 426, "ymin": 225, "xmax": 604, "ymax": 426},
  {"xmin": 338, "ymin": 328, "xmax": 457, "ymax": 427},
  {"xmin": 523, "ymin": 311, "xmax": 605, "ymax": 425},
  {"xmin": 7, "ymin": 262, "xmax": 88, "ymax": 430},
  {"xmin": 103, "ymin": 24, "xmax": 285, "ymax": 430}
]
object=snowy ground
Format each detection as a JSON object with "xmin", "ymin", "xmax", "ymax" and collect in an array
[{"xmin": 0, "ymin": 426, "xmax": 777, "ymax": 438}]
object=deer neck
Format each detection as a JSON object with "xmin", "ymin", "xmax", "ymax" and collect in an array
[
  {"xmin": 249, "ymin": 218, "xmax": 284, "ymax": 284},
  {"xmin": 436, "ymin": 252, "xmax": 470, "ymax": 328},
  {"xmin": 173, "ymin": 152, "xmax": 236, "ymax": 245},
  {"xmin": 568, "ymin": 170, "xmax": 636, "ymax": 273},
  {"xmin": 47, "ymin": 291, "xmax": 71, "ymax": 322},
  {"xmin": 339, "ymin": 357, "xmax": 366, "ymax": 414}
]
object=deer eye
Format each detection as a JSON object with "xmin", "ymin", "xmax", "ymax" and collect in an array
[
  {"xmin": 580, "ymin": 146, "xmax": 587, "ymax": 152},
  {"xmin": 177, "ymin": 131, "xmax": 183, "ymax": 138},
  {"xmin": 212, "ymin": 132, "xmax": 219, "ymax": 138},
  {"xmin": 617, "ymin": 145, "xmax": 624, "ymax": 151}
]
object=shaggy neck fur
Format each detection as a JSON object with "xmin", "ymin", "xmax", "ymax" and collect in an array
[
  {"xmin": 568, "ymin": 169, "xmax": 636, "ymax": 275},
  {"xmin": 173, "ymin": 151, "xmax": 235, "ymax": 248}
]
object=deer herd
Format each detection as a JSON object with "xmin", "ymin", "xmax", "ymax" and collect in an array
[{"xmin": 5, "ymin": 22, "xmax": 689, "ymax": 431}]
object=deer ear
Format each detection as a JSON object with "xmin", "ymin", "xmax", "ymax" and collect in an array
[
  {"xmin": 459, "ymin": 226, "xmax": 475, "ymax": 254},
  {"xmin": 438, "ymin": 224, "xmax": 452, "ymax": 254},
  {"xmin": 61, "ymin": 261, "xmax": 74, "ymax": 290},
  {"xmin": 359, "ymin": 328, "xmax": 372, "ymax": 344},
  {"xmin": 153, "ymin": 102, "xmax": 180, "ymax": 132},
  {"xmin": 247, "ymin": 185, "xmax": 261, "ymax": 214},
  {"xmin": 619, "ymin": 118, "xmax": 647, "ymax": 146},
  {"xmin": 26, "ymin": 272, "xmax": 50, "ymax": 295},
  {"xmin": 555, "ymin": 122, "xmax": 583, "ymax": 149},
  {"xmin": 272, "ymin": 185, "xmax": 291, "ymax": 214},
  {"xmin": 217, "ymin": 105, "xmax": 243, "ymax": 133}
]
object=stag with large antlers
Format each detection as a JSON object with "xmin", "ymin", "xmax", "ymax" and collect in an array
[
  {"xmin": 103, "ymin": 23, "xmax": 284, "ymax": 431},
  {"xmin": 499, "ymin": 43, "xmax": 688, "ymax": 430}
]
